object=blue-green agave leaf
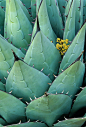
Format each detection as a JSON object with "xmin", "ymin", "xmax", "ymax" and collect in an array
[
  {"xmin": 0, "ymin": 34, "xmax": 24, "ymax": 83},
  {"xmin": 0, "ymin": 118, "xmax": 7, "ymax": 126},
  {"xmin": 20, "ymin": 0, "xmax": 31, "ymax": 12},
  {"xmin": 6, "ymin": 60, "xmax": 51, "ymax": 102},
  {"xmin": 70, "ymin": 87, "xmax": 86, "ymax": 117},
  {"xmin": 75, "ymin": 0, "xmax": 83, "ymax": 34},
  {"xmin": 0, "ymin": 82, "xmax": 5, "ymax": 91},
  {"xmin": 7, "ymin": 122, "xmax": 47, "ymax": 127},
  {"xmin": 83, "ymin": 0, "xmax": 86, "ymax": 22},
  {"xmin": 31, "ymin": 0, "xmax": 36, "ymax": 20},
  {"xmin": 56, "ymin": 0, "xmax": 68, "ymax": 25},
  {"xmin": 36, "ymin": 0, "xmax": 57, "ymax": 45},
  {"xmin": 59, "ymin": 23, "xmax": 86, "ymax": 73},
  {"xmin": 54, "ymin": 117, "xmax": 86, "ymax": 127},
  {"xmin": 0, "ymin": 7, "xmax": 5, "ymax": 36},
  {"xmin": 24, "ymin": 30, "xmax": 61, "ymax": 81},
  {"xmin": 63, "ymin": 0, "xmax": 76, "ymax": 41},
  {"xmin": 5, "ymin": 0, "xmax": 32, "ymax": 54},
  {"xmin": 46, "ymin": 0, "xmax": 63, "ymax": 38},
  {"xmin": 26, "ymin": 94, "xmax": 72, "ymax": 127},
  {"xmin": 48, "ymin": 60, "xmax": 85, "ymax": 99},
  {"xmin": 36, "ymin": 0, "xmax": 42, "ymax": 14},
  {"xmin": 0, "ymin": 0, "xmax": 6, "ymax": 11},
  {"xmin": 0, "ymin": 90, "xmax": 26, "ymax": 124},
  {"xmin": 64, "ymin": 0, "xmax": 72, "ymax": 22}
]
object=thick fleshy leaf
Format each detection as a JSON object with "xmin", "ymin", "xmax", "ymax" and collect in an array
[
  {"xmin": 56, "ymin": 0, "xmax": 68, "ymax": 25},
  {"xmin": 0, "ymin": 90, "xmax": 26, "ymax": 124},
  {"xmin": 36, "ymin": 0, "xmax": 42, "ymax": 14},
  {"xmin": 24, "ymin": 31, "xmax": 61, "ymax": 81},
  {"xmin": 64, "ymin": 0, "xmax": 72, "ymax": 22},
  {"xmin": 48, "ymin": 61, "xmax": 85, "ymax": 99},
  {"xmin": 83, "ymin": 0, "xmax": 86, "ymax": 22},
  {"xmin": 70, "ymin": 87, "xmax": 86, "ymax": 117},
  {"xmin": 31, "ymin": 0, "xmax": 36, "ymax": 20},
  {"xmin": 36, "ymin": 0, "xmax": 57, "ymax": 45},
  {"xmin": 26, "ymin": 94, "xmax": 72, "ymax": 126},
  {"xmin": 46, "ymin": 0, "xmax": 63, "ymax": 38},
  {"xmin": 59, "ymin": 23, "xmax": 86, "ymax": 73},
  {"xmin": 0, "ymin": 82, "xmax": 5, "ymax": 91},
  {"xmin": 0, "ymin": 34, "xmax": 24, "ymax": 83},
  {"xmin": 0, "ymin": 7, "xmax": 5, "ymax": 36},
  {"xmin": 0, "ymin": 0, "xmax": 6, "ymax": 11},
  {"xmin": 20, "ymin": 0, "xmax": 31, "ymax": 12},
  {"xmin": 6, "ymin": 60, "xmax": 51, "ymax": 102},
  {"xmin": 0, "ymin": 118, "xmax": 7, "ymax": 126},
  {"xmin": 5, "ymin": 0, "xmax": 32, "ymax": 54},
  {"xmin": 54, "ymin": 117, "xmax": 86, "ymax": 127},
  {"xmin": 7, "ymin": 122, "xmax": 47, "ymax": 127},
  {"xmin": 63, "ymin": 0, "xmax": 76, "ymax": 41},
  {"xmin": 75, "ymin": 0, "xmax": 83, "ymax": 34}
]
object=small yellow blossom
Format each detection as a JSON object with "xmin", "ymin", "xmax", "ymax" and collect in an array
[
  {"xmin": 56, "ymin": 38, "xmax": 60, "ymax": 42},
  {"xmin": 56, "ymin": 38, "xmax": 70, "ymax": 56},
  {"xmin": 65, "ymin": 39, "xmax": 68, "ymax": 44},
  {"xmin": 51, "ymin": 41, "xmax": 53, "ymax": 43}
]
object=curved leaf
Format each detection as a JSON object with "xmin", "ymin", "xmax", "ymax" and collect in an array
[
  {"xmin": 0, "ymin": 82, "xmax": 5, "ymax": 91},
  {"xmin": 63, "ymin": 0, "xmax": 76, "ymax": 41},
  {"xmin": 7, "ymin": 122, "xmax": 47, "ymax": 127},
  {"xmin": 6, "ymin": 60, "xmax": 51, "ymax": 102},
  {"xmin": 48, "ymin": 61, "xmax": 85, "ymax": 99},
  {"xmin": 64, "ymin": 0, "xmax": 72, "ymax": 22},
  {"xmin": 54, "ymin": 117, "xmax": 86, "ymax": 127},
  {"xmin": 59, "ymin": 23, "xmax": 86, "ymax": 73},
  {"xmin": 5, "ymin": 0, "xmax": 32, "ymax": 54},
  {"xmin": 0, "ymin": 7, "xmax": 5, "ymax": 36},
  {"xmin": 75, "ymin": 0, "xmax": 83, "ymax": 34},
  {"xmin": 24, "ymin": 31, "xmax": 61, "ymax": 81},
  {"xmin": 36, "ymin": 0, "xmax": 57, "ymax": 45},
  {"xmin": 46, "ymin": 0, "xmax": 63, "ymax": 38},
  {"xmin": 0, "ymin": 34, "xmax": 24, "ymax": 83},
  {"xmin": 31, "ymin": 0, "xmax": 36, "ymax": 20},
  {"xmin": 26, "ymin": 94, "xmax": 72, "ymax": 126},
  {"xmin": 0, "ymin": 90, "xmax": 26, "ymax": 124},
  {"xmin": 56, "ymin": 0, "xmax": 68, "ymax": 25},
  {"xmin": 70, "ymin": 87, "xmax": 86, "ymax": 117}
]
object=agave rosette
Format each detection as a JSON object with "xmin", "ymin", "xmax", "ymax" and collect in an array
[{"xmin": 0, "ymin": 0, "xmax": 86, "ymax": 126}]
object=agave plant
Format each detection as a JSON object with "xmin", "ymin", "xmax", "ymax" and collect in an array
[{"xmin": 0, "ymin": 0, "xmax": 86, "ymax": 126}]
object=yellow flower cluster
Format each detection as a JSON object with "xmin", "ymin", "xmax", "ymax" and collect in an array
[{"xmin": 56, "ymin": 38, "xmax": 70, "ymax": 55}]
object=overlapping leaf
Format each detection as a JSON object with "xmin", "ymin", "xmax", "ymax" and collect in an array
[
  {"xmin": 35, "ymin": 0, "xmax": 57, "ymax": 45},
  {"xmin": 48, "ymin": 60, "xmax": 85, "ymax": 99},
  {"xmin": 4, "ymin": 0, "xmax": 32, "ymax": 54},
  {"xmin": 0, "ymin": 82, "xmax": 5, "ymax": 91},
  {"xmin": 59, "ymin": 23, "xmax": 86, "ymax": 73},
  {"xmin": 24, "ymin": 30, "xmax": 61, "ymax": 81},
  {"xmin": 0, "ymin": 90, "xmax": 26, "ymax": 124},
  {"xmin": 26, "ymin": 94, "xmax": 72, "ymax": 126},
  {"xmin": 70, "ymin": 87, "xmax": 86, "ymax": 117},
  {"xmin": 0, "ymin": 34, "xmax": 24, "ymax": 83},
  {"xmin": 63, "ymin": 0, "xmax": 76, "ymax": 41},
  {"xmin": 75, "ymin": 0, "xmax": 83, "ymax": 34},
  {"xmin": 31, "ymin": 0, "xmax": 36, "ymax": 20},
  {"xmin": 0, "ymin": 7, "xmax": 5, "ymax": 36},
  {"xmin": 6, "ymin": 60, "xmax": 51, "ymax": 102},
  {"xmin": 46, "ymin": 0, "xmax": 63, "ymax": 38},
  {"xmin": 7, "ymin": 122, "xmax": 47, "ymax": 127},
  {"xmin": 56, "ymin": 0, "xmax": 68, "ymax": 25},
  {"xmin": 54, "ymin": 117, "xmax": 86, "ymax": 127}
]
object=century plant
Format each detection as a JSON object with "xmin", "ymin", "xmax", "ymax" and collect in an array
[{"xmin": 0, "ymin": 0, "xmax": 86, "ymax": 127}]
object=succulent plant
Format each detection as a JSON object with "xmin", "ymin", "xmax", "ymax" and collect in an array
[{"xmin": 0, "ymin": 0, "xmax": 86, "ymax": 127}]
